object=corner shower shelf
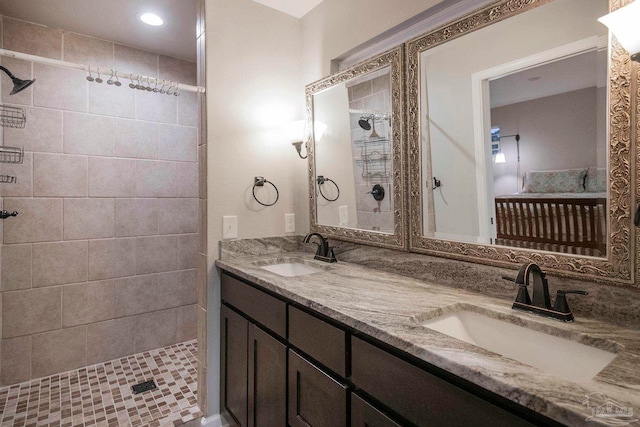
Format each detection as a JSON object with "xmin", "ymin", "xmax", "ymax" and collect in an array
[
  {"xmin": 0, "ymin": 104, "xmax": 26, "ymax": 128},
  {"xmin": 0, "ymin": 145, "xmax": 24, "ymax": 164},
  {"xmin": 0, "ymin": 175, "xmax": 16, "ymax": 184}
]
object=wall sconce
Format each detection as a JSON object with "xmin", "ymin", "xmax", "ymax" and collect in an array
[
  {"xmin": 282, "ymin": 120, "xmax": 327, "ymax": 160},
  {"xmin": 598, "ymin": 1, "xmax": 640, "ymax": 62},
  {"xmin": 493, "ymin": 134, "xmax": 520, "ymax": 164}
]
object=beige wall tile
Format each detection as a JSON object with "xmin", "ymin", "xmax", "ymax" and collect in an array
[
  {"xmin": 3, "ymin": 107, "xmax": 62, "ymax": 153},
  {"xmin": 197, "ymin": 253, "xmax": 207, "ymax": 308},
  {"xmin": 113, "ymin": 275, "xmax": 156, "ymax": 318},
  {"xmin": 159, "ymin": 56, "xmax": 197, "ymax": 86},
  {"xmin": 33, "ymin": 241, "xmax": 88, "ymax": 287},
  {"xmin": 63, "ymin": 112, "xmax": 115, "ymax": 156},
  {"xmin": 63, "ymin": 32, "xmax": 113, "ymax": 70},
  {"xmin": 134, "ymin": 308, "xmax": 177, "ymax": 352},
  {"xmin": 0, "ymin": 336, "xmax": 31, "ymax": 386},
  {"xmin": 62, "ymin": 280, "xmax": 114, "ymax": 327},
  {"xmin": 89, "ymin": 238, "xmax": 136, "ymax": 280},
  {"xmin": 135, "ymin": 90, "xmax": 177, "ymax": 124},
  {"xmin": 88, "ymin": 79, "xmax": 136, "ymax": 119},
  {"xmin": 198, "ymin": 199, "xmax": 207, "ymax": 253},
  {"xmin": 1, "ymin": 244, "xmax": 32, "ymax": 291},
  {"xmin": 63, "ymin": 198, "xmax": 115, "ymax": 240},
  {"xmin": 115, "ymin": 119, "xmax": 158, "ymax": 159},
  {"xmin": 88, "ymin": 157, "xmax": 135, "ymax": 197},
  {"xmin": 3, "ymin": 287, "xmax": 61, "ymax": 338},
  {"xmin": 32, "ymin": 326, "xmax": 86, "ymax": 378},
  {"xmin": 198, "ymin": 94, "xmax": 207, "ymax": 146},
  {"xmin": 158, "ymin": 198, "xmax": 197, "ymax": 234},
  {"xmin": 33, "ymin": 63, "xmax": 87, "ymax": 112},
  {"xmin": 86, "ymin": 317, "xmax": 134, "ymax": 365},
  {"xmin": 2, "ymin": 198, "xmax": 63, "ymax": 243},
  {"xmin": 114, "ymin": 44, "xmax": 158, "ymax": 77},
  {"xmin": 197, "ymin": 306, "xmax": 207, "ymax": 365},
  {"xmin": 157, "ymin": 269, "xmax": 197, "ymax": 306},
  {"xmin": 115, "ymin": 198, "xmax": 157, "ymax": 237},
  {"xmin": 178, "ymin": 91, "xmax": 199, "ymax": 127},
  {"xmin": 177, "ymin": 161, "xmax": 198, "ymax": 198},
  {"xmin": 135, "ymin": 160, "xmax": 177, "ymax": 197},
  {"xmin": 0, "ymin": 58, "xmax": 32, "ymax": 105},
  {"xmin": 33, "ymin": 153, "xmax": 88, "ymax": 197},
  {"xmin": 3, "ymin": 18, "xmax": 62, "ymax": 59},
  {"xmin": 177, "ymin": 304, "xmax": 197, "ymax": 341},
  {"xmin": 198, "ymin": 144, "xmax": 207, "ymax": 199},
  {"xmin": 158, "ymin": 125, "xmax": 197, "ymax": 162},
  {"xmin": 178, "ymin": 234, "xmax": 198, "ymax": 270},
  {"xmin": 0, "ymin": 152, "xmax": 33, "ymax": 197},
  {"xmin": 135, "ymin": 235, "xmax": 178, "ymax": 274}
]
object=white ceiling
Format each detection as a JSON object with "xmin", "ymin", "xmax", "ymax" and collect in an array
[
  {"xmin": 0, "ymin": 0, "xmax": 323, "ymax": 63},
  {"xmin": 0, "ymin": 0, "xmax": 198, "ymax": 62},
  {"xmin": 251, "ymin": 0, "xmax": 323, "ymax": 18},
  {"xmin": 490, "ymin": 49, "xmax": 608, "ymax": 108}
]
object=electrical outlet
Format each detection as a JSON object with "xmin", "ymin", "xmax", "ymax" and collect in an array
[
  {"xmin": 222, "ymin": 216, "xmax": 238, "ymax": 239},
  {"xmin": 285, "ymin": 213, "xmax": 295, "ymax": 233},
  {"xmin": 339, "ymin": 205, "xmax": 349, "ymax": 227}
]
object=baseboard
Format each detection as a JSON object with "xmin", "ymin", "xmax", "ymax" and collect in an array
[{"xmin": 200, "ymin": 413, "xmax": 234, "ymax": 427}]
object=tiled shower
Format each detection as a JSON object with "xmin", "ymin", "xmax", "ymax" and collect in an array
[{"xmin": 0, "ymin": 14, "xmax": 201, "ymax": 426}]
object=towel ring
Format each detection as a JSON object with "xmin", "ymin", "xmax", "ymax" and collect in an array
[
  {"xmin": 316, "ymin": 176, "xmax": 340, "ymax": 202},
  {"xmin": 252, "ymin": 176, "xmax": 279, "ymax": 207}
]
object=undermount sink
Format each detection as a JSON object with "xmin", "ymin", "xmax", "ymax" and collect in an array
[
  {"xmin": 419, "ymin": 307, "xmax": 618, "ymax": 382},
  {"xmin": 256, "ymin": 258, "xmax": 325, "ymax": 277}
]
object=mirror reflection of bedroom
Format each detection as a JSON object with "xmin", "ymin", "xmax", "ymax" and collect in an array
[{"xmin": 489, "ymin": 48, "xmax": 608, "ymax": 257}]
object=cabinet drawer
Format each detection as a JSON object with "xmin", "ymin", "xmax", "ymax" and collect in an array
[
  {"xmin": 351, "ymin": 337, "xmax": 534, "ymax": 427},
  {"xmin": 351, "ymin": 393, "xmax": 401, "ymax": 427},
  {"xmin": 221, "ymin": 273, "xmax": 286, "ymax": 338},
  {"xmin": 288, "ymin": 306, "xmax": 347, "ymax": 377},
  {"xmin": 288, "ymin": 350, "xmax": 347, "ymax": 427}
]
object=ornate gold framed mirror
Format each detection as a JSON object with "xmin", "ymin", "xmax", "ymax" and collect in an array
[
  {"xmin": 306, "ymin": 46, "xmax": 407, "ymax": 250},
  {"xmin": 406, "ymin": 0, "xmax": 636, "ymax": 284}
]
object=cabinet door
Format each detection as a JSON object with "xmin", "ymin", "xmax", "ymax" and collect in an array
[
  {"xmin": 221, "ymin": 306, "xmax": 248, "ymax": 426},
  {"xmin": 288, "ymin": 350, "xmax": 347, "ymax": 427},
  {"xmin": 248, "ymin": 324, "xmax": 286, "ymax": 427},
  {"xmin": 351, "ymin": 393, "xmax": 401, "ymax": 427}
]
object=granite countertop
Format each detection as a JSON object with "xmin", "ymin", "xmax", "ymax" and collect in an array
[{"xmin": 216, "ymin": 250, "xmax": 640, "ymax": 426}]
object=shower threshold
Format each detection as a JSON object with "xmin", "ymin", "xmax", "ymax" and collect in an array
[{"xmin": 0, "ymin": 340, "xmax": 201, "ymax": 427}]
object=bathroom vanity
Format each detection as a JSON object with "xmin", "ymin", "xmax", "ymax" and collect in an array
[{"xmin": 216, "ymin": 246, "xmax": 640, "ymax": 427}]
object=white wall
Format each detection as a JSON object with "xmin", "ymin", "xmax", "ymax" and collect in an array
[
  {"xmin": 491, "ymin": 87, "xmax": 603, "ymax": 196},
  {"xmin": 205, "ymin": 0, "xmax": 305, "ymax": 416}
]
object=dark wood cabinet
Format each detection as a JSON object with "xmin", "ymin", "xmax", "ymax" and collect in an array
[
  {"xmin": 221, "ymin": 305, "xmax": 248, "ymax": 427},
  {"xmin": 248, "ymin": 323, "xmax": 286, "ymax": 427},
  {"xmin": 351, "ymin": 393, "xmax": 401, "ymax": 427},
  {"xmin": 288, "ymin": 350, "xmax": 348, "ymax": 427}
]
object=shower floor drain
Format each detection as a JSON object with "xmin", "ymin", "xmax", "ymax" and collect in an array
[{"xmin": 132, "ymin": 379, "xmax": 157, "ymax": 394}]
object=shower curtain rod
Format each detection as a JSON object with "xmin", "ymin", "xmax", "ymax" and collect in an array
[{"xmin": 0, "ymin": 49, "xmax": 205, "ymax": 94}]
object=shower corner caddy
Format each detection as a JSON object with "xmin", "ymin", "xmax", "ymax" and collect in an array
[
  {"xmin": 0, "ymin": 103, "xmax": 26, "ymax": 184},
  {"xmin": 355, "ymin": 136, "xmax": 392, "ymax": 179}
]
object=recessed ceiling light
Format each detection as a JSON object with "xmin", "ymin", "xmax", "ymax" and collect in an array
[{"xmin": 139, "ymin": 13, "xmax": 164, "ymax": 26}]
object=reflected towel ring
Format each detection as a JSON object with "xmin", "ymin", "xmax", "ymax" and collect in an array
[
  {"xmin": 316, "ymin": 176, "xmax": 340, "ymax": 202},
  {"xmin": 252, "ymin": 176, "xmax": 279, "ymax": 207}
]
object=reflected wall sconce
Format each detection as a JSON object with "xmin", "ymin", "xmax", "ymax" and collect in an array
[
  {"xmin": 283, "ymin": 120, "xmax": 327, "ymax": 160},
  {"xmin": 598, "ymin": 1, "xmax": 640, "ymax": 62},
  {"xmin": 493, "ymin": 134, "xmax": 520, "ymax": 164}
]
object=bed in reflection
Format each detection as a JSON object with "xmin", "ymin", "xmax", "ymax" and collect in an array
[{"xmin": 494, "ymin": 168, "xmax": 607, "ymax": 256}]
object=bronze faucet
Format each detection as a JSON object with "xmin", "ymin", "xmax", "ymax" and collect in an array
[
  {"xmin": 303, "ymin": 233, "xmax": 337, "ymax": 263},
  {"xmin": 503, "ymin": 262, "xmax": 587, "ymax": 322}
]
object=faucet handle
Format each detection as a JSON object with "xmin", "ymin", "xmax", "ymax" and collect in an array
[
  {"xmin": 553, "ymin": 290, "xmax": 588, "ymax": 314},
  {"xmin": 502, "ymin": 276, "xmax": 531, "ymax": 305}
]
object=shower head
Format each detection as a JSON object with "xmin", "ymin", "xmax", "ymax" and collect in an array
[
  {"xmin": 358, "ymin": 118, "xmax": 371, "ymax": 130},
  {"xmin": 0, "ymin": 65, "xmax": 36, "ymax": 95}
]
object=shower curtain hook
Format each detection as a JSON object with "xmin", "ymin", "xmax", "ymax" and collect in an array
[
  {"xmin": 174, "ymin": 83, "xmax": 180, "ymax": 97},
  {"xmin": 136, "ymin": 74, "xmax": 144, "ymax": 90},
  {"xmin": 128, "ymin": 74, "xmax": 136, "ymax": 89},
  {"xmin": 167, "ymin": 81, "xmax": 176, "ymax": 96},
  {"xmin": 159, "ymin": 79, "xmax": 167, "ymax": 94},
  {"xmin": 86, "ymin": 66, "xmax": 94, "ymax": 82},
  {"xmin": 152, "ymin": 78, "xmax": 160, "ymax": 93},
  {"xmin": 113, "ymin": 70, "xmax": 122, "ymax": 86},
  {"xmin": 95, "ymin": 67, "xmax": 103, "ymax": 84},
  {"xmin": 145, "ymin": 76, "xmax": 153, "ymax": 92},
  {"xmin": 107, "ymin": 69, "xmax": 115, "ymax": 85}
]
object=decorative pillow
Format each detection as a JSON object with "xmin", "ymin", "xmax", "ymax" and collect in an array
[
  {"xmin": 585, "ymin": 167, "xmax": 607, "ymax": 192},
  {"xmin": 523, "ymin": 168, "xmax": 587, "ymax": 193}
]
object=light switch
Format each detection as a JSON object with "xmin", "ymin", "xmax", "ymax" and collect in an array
[
  {"xmin": 339, "ymin": 205, "xmax": 349, "ymax": 227},
  {"xmin": 285, "ymin": 213, "xmax": 295, "ymax": 233},
  {"xmin": 222, "ymin": 215, "xmax": 238, "ymax": 239}
]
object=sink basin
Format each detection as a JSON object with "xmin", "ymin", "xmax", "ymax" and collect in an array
[
  {"xmin": 420, "ymin": 309, "xmax": 617, "ymax": 382},
  {"xmin": 254, "ymin": 257, "xmax": 324, "ymax": 277}
]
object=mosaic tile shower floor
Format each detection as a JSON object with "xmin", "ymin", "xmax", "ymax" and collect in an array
[{"xmin": 0, "ymin": 340, "xmax": 201, "ymax": 427}]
